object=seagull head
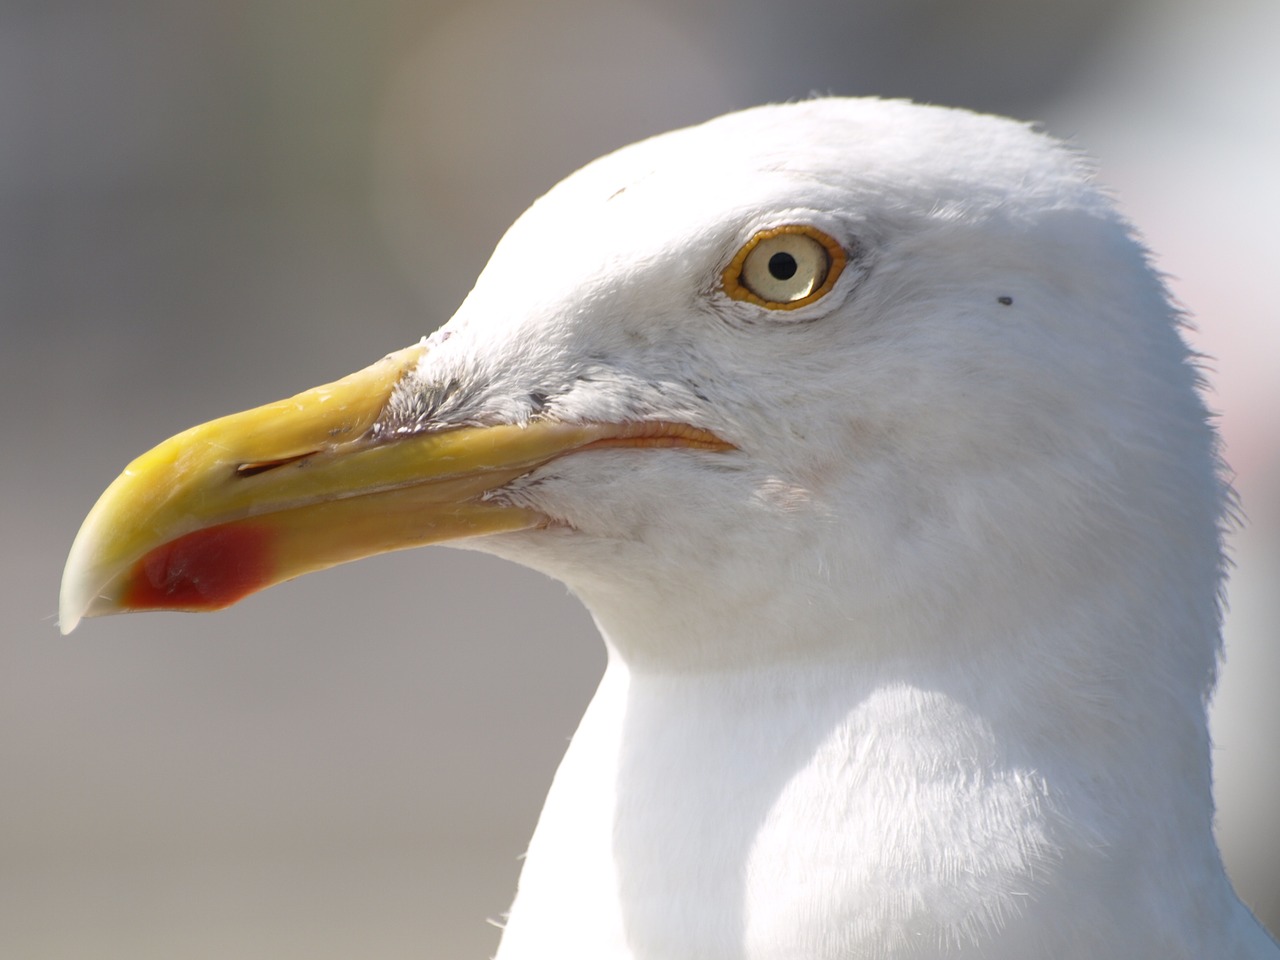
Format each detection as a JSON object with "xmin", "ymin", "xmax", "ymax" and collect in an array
[
  {"xmin": 60, "ymin": 98, "xmax": 1224, "ymax": 688},
  {"xmin": 58, "ymin": 97, "xmax": 1267, "ymax": 960}
]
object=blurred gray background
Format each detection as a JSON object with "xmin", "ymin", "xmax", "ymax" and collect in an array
[{"xmin": 3, "ymin": 1, "xmax": 1277, "ymax": 957}]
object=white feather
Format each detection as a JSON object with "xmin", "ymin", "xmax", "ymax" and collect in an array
[{"xmin": 384, "ymin": 98, "xmax": 1274, "ymax": 959}]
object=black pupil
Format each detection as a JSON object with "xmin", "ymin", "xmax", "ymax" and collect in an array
[{"xmin": 767, "ymin": 251, "xmax": 798, "ymax": 281}]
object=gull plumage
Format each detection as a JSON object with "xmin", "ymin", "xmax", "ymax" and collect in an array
[{"xmin": 62, "ymin": 98, "xmax": 1277, "ymax": 959}]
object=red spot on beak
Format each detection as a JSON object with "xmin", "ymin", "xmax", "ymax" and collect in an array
[{"xmin": 123, "ymin": 524, "xmax": 273, "ymax": 612}]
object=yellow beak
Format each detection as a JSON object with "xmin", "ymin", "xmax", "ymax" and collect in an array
[{"xmin": 59, "ymin": 343, "xmax": 731, "ymax": 633}]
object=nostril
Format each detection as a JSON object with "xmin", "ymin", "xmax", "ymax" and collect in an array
[{"xmin": 235, "ymin": 452, "xmax": 317, "ymax": 477}]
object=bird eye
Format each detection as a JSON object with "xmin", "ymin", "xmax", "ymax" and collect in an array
[{"xmin": 723, "ymin": 225, "xmax": 846, "ymax": 310}]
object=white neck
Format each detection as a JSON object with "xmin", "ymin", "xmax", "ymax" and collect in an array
[
  {"xmin": 485, "ymin": 419, "xmax": 1273, "ymax": 959},
  {"xmin": 494, "ymin": 610, "xmax": 1252, "ymax": 959}
]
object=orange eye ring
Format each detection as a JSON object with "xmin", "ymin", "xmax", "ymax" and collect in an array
[{"xmin": 722, "ymin": 225, "xmax": 847, "ymax": 310}]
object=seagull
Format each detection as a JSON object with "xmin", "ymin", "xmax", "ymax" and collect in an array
[{"xmin": 60, "ymin": 98, "xmax": 1277, "ymax": 959}]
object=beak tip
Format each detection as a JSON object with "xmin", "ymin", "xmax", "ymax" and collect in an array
[
  {"xmin": 58, "ymin": 562, "xmax": 91, "ymax": 634},
  {"xmin": 60, "ymin": 519, "xmax": 106, "ymax": 634}
]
